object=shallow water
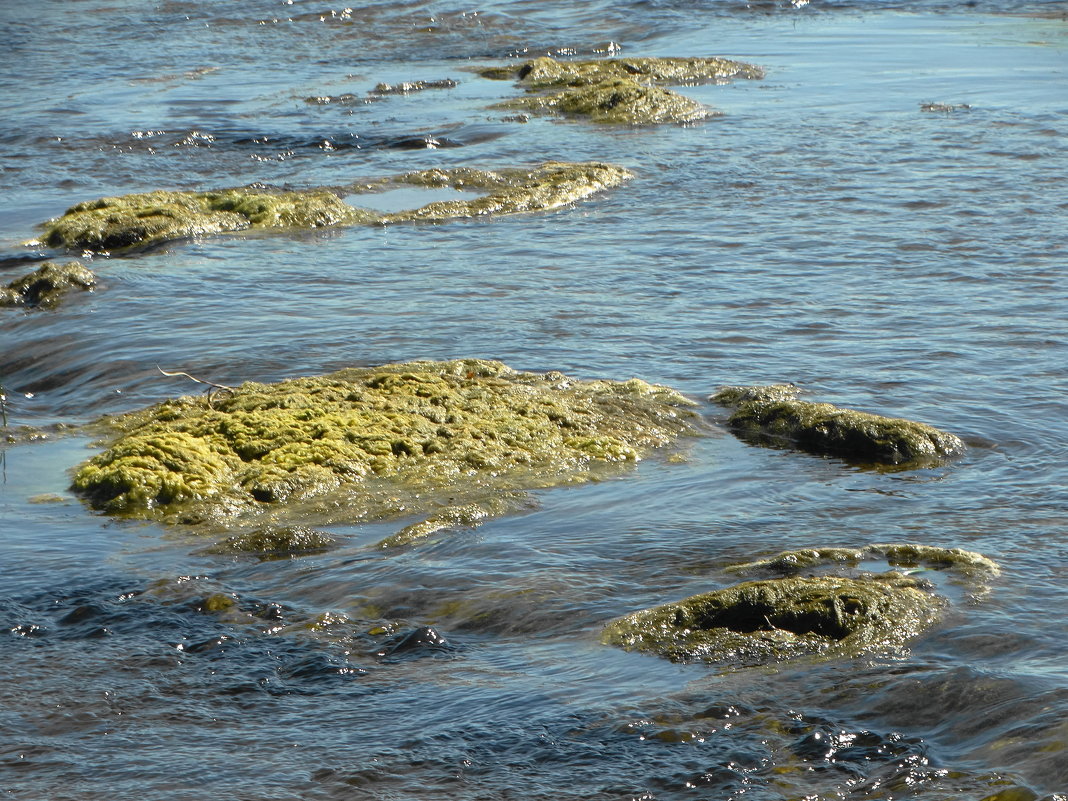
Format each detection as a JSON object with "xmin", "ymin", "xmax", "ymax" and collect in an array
[{"xmin": 2, "ymin": 1, "xmax": 1068, "ymax": 799}]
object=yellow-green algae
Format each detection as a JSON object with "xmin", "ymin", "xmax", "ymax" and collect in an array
[
  {"xmin": 602, "ymin": 573, "xmax": 943, "ymax": 666},
  {"xmin": 36, "ymin": 162, "xmax": 631, "ymax": 253},
  {"xmin": 72, "ymin": 359, "xmax": 697, "ymax": 529},
  {"xmin": 481, "ymin": 55, "xmax": 763, "ymax": 125},
  {"xmin": 711, "ymin": 384, "xmax": 965, "ymax": 465},
  {"xmin": 726, "ymin": 543, "xmax": 1000, "ymax": 581},
  {"xmin": 0, "ymin": 261, "xmax": 95, "ymax": 308}
]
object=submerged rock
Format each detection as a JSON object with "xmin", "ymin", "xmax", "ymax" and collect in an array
[
  {"xmin": 602, "ymin": 573, "xmax": 943, "ymax": 665},
  {"xmin": 376, "ymin": 498, "xmax": 519, "ymax": 549},
  {"xmin": 0, "ymin": 261, "xmax": 95, "ymax": 308},
  {"xmin": 203, "ymin": 526, "xmax": 336, "ymax": 558},
  {"xmin": 72, "ymin": 359, "xmax": 697, "ymax": 527},
  {"xmin": 726, "ymin": 543, "xmax": 1000, "ymax": 581},
  {"xmin": 481, "ymin": 55, "xmax": 762, "ymax": 125},
  {"xmin": 369, "ymin": 79, "xmax": 458, "ymax": 95},
  {"xmin": 35, "ymin": 162, "xmax": 630, "ymax": 253},
  {"xmin": 710, "ymin": 384, "xmax": 965, "ymax": 465}
]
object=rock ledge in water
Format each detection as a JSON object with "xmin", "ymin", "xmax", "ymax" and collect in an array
[
  {"xmin": 35, "ymin": 161, "xmax": 631, "ymax": 253},
  {"xmin": 710, "ymin": 384, "xmax": 965, "ymax": 466},
  {"xmin": 602, "ymin": 573, "xmax": 943, "ymax": 665},
  {"xmin": 72, "ymin": 359, "xmax": 696, "ymax": 528},
  {"xmin": 0, "ymin": 261, "xmax": 95, "ymax": 308}
]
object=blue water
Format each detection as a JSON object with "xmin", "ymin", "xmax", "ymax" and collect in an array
[{"xmin": 2, "ymin": 1, "xmax": 1068, "ymax": 799}]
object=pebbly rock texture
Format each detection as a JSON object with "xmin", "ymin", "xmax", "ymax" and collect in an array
[
  {"xmin": 602, "ymin": 573, "xmax": 943, "ymax": 666},
  {"xmin": 481, "ymin": 55, "xmax": 763, "ymax": 125},
  {"xmin": 710, "ymin": 384, "xmax": 965, "ymax": 466},
  {"xmin": 35, "ymin": 162, "xmax": 631, "ymax": 253},
  {"xmin": 0, "ymin": 261, "xmax": 96, "ymax": 308},
  {"xmin": 72, "ymin": 359, "xmax": 697, "ymax": 529}
]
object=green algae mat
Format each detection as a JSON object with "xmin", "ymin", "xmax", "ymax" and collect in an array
[{"xmin": 72, "ymin": 359, "xmax": 698, "ymax": 542}]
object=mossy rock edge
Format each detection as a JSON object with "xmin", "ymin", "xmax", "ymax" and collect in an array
[
  {"xmin": 602, "ymin": 574, "xmax": 944, "ymax": 666},
  {"xmin": 711, "ymin": 384, "xmax": 965, "ymax": 465}
]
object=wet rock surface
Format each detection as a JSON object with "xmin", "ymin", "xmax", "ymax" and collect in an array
[
  {"xmin": 711, "ymin": 383, "xmax": 965, "ymax": 466},
  {"xmin": 0, "ymin": 261, "xmax": 95, "ymax": 308},
  {"xmin": 34, "ymin": 161, "xmax": 630, "ymax": 253},
  {"xmin": 602, "ymin": 573, "xmax": 944, "ymax": 665},
  {"xmin": 71, "ymin": 358, "xmax": 697, "ymax": 527},
  {"xmin": 498, "ymin": 78, "xmax": 713, "ymax": 125}
]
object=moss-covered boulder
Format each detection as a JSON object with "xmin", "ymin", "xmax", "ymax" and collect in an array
[
  {"xmin": 0, "ymin": 261, "xmax": 95, "ymax": 308},
  {"xmin": 711, "ymin": 384, "xmax": 965, "ymax": 466},
  {"xmin": 481, "ymin": 55, "xmax": 763, "ymax": 125},
  {"xmin": 72, "ymin": 359, "xmax": 697, "ymax": 528},
  {"xmin": 203, "ymin": 526, "xmax": 336, "ymax": 558},
  {"xmin": 602, "ymin": 574, "xmax": 943, "ymax": 665},
  {"xmin": 35, "ymin": 162, "xmax": 631, "ymax": 253}
]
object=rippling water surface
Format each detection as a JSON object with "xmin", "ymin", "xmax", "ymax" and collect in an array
[{"xmin": 2, "ymin": 1, "xmax": 1068, "ymax": 799}]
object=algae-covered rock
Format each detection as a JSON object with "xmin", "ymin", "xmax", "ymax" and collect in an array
[
  {"xmin": 481, "ymin": 55, "xmax": 762, "ymax": 125},
  {"xmin": 203, "ymin": 526, "xmax": 336, "ymax": 558},
  {"xmin": 499, "ymin": 78, "xmax": 712, "ymax": 125},
  {"xmin": 361, "ymin": 161, "xmax": 632, "ymax": 221},
  {"xmin": 37, "ymin": 187, "xmax": 372, "ymax": 252},
  {"xmin": 726, "ymin": 543, "xmax": 1000, "ymax": 581},
  {"xmin": 711, "ymin": 384, "xmax": 965, "ymax": 465},
  {"xmin": 36, "ymin": 162, "xmax": 630, "ymax": 252},
  {"xmin": 72, "ymin": 359, "xmax": 697, "ymax": 528},
  {"xmin": 0, "ymin": 261, "xmax": 95, "ymax": 308},
  {"xmin": 479, "ymin": 56, "xmax": 764, "ymax": 88},
  {"xmin": 603, "ymin": 574, "xmax": 943, "ymax": 665}
]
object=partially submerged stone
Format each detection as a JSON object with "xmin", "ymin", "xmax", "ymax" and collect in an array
[
  {"xmin": 377, "ymin": 499, "xmax": 509, "ymax": 549},
  {"xmin": 72, "ymin": 359, "xmax": 697, "ymax": 529},
  {"xmin": 711, "ymin": 384, "xmax": 965, "ymax": 466},
  {"xmin": 37, "ymin": 187, "xmax": 372, "ymax": 252},
  {"xmin": 35, "ymin": 162, "xmax": 630, "ymax": 253},
  {"xmin": 602, "ymin": 574, "xmax": 943, "ymax": 665},
  {"xmin": 479, "ymin": 56, "xmax": 764, "ymax": 89},
  {"xmin": 369, "ymin": 79, "xmax": 458, "ymax": 95},
  {"xmin": 0, "ymin": 261, "xmax": 95, "ymax": 308},
  {"xmin": 498, "ymin": 78, "xmax": 712, "ymax": 125},
  {"xmin": 203, "ymin": 525, "xmax": 336, "ymax": 558},
  {"xmin": 481, "ymin": 55, "xmax": 762, "ymax": 125},
  {"xmin": 358, "ymin": 161, "xmax": 632, "ymax": 221},
  {"xmin": 726, "ymin": 543, "xmax": 1000, "ymax": 581}
]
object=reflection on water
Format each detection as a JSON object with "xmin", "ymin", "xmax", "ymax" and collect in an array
[{"xmin": 2, "ymin": 1, "xmax": 1068, "ymax": 799}]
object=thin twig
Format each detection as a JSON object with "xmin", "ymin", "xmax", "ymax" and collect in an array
[
  {"xmin": 156, "ymin": 365, "xmax": 236, "ymax": 393},
  {"xmin": 156, "ymin": 366, "xmax": 236, "ymax": 406}
]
